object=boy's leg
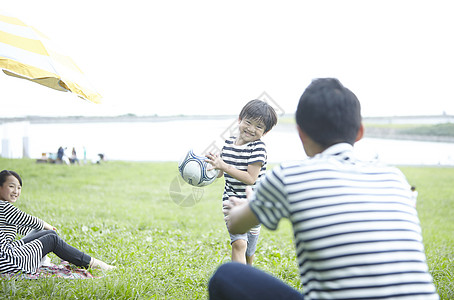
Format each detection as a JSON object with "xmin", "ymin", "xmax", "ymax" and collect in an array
[
  {"xmin": 231, "ymin": 239, "xmax": 247, "ymax": 264},
  {"xmin": 246, "ymin": 230, "xmax": 259, "ymax": 265},
  {"xmin": 209, "ymin": 262, "xmax": 303, "ymax": 300},
  {"xmin": 229, "ymin": 232, "xmax": 248, "ymax": 264},
  {"xmin": 246, "ymin": 254, "xmax": 254, "ymax": 265}
]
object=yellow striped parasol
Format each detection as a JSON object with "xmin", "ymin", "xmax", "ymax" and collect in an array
[{"xmin": 0, "ymin": 11, "xmax": 101, "ymax": 104}]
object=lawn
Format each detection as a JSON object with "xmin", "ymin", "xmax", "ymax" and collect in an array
[{"xmin": 0, "ymin": 158, "xmax": 452, "ymax": 299}]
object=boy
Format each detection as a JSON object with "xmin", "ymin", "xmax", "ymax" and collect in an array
[
  {"xmin": 206, "ymin": 99, "xmax": 277, "ymax": 265},
  {"xmin": 209, "ymin": 78, "xmax": 439, "ymax": 299}
]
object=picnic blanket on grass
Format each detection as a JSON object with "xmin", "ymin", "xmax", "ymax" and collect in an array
[{"xmin": 1, "ymin": 261, "xmax": 97, "ymax": 279}]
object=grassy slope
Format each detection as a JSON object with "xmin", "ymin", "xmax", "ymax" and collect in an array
[
  {"xmin": 0, "ymin": 159, "xmax": 452, "ymax": 299},
  {"xmin": 364, "ymin": 123, "xmax": 454, "ymax": 137},
  {"xmin": 280, "ymin": 116, "xmax": 454, "ymax": 137}
]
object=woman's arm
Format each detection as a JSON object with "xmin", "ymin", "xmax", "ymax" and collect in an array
[{"xmin": 2, "ymin": 202, "xmax": 44, "ymax": 231}]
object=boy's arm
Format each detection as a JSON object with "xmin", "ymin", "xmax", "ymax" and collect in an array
[
  {"xmin": 206, "ymin": 152, "xmax": 261, "ymax": 185},
  {"xmin": 223, "ymin": 162, "xmax": 261, "ymax": 185}
]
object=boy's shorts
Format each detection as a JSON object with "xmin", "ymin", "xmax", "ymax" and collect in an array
[{"xmin": 229, "ymin": 225, "xmax": 261, "ymax": 257}]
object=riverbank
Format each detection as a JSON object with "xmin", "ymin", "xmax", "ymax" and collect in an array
[
  {"xmin": 364, "ymin": 126, "xmax": 454, "ymax": 143},
  {"xmin": 0, "ymin": 114, "xmax": 236, "ymax": 124},
  {"xmin": 1, "ymin": 114, "xmax": 454, "ymax": 148},
  {"xmin": 2, "ymin": 113, "xmax": 454, "ymax": 125},
  {"xmin": 279, "ymin": 115, "xmax": 454, "ymax": 143},
  {"xmin": 275, "ymin": 122, "xmax": 454, "ymax": 143}
]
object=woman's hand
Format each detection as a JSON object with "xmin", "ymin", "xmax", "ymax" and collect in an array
[{"xmin": 43, "ymin": 222, "xmax": 57, "ymax": 231}]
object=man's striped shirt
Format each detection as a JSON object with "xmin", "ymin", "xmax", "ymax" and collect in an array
[{"xmin": 250, "ymin": 143, "xmax": 438, "ymax": 300}]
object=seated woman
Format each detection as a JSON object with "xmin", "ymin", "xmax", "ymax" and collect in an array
[{"xmin": 0, "ymin": 170, "xmax": 115, "ymax": 275}]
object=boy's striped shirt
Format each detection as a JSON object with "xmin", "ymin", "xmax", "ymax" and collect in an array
[{"xmin": 221, "ymin": 136, "xmax": 267, "ymax": 201}]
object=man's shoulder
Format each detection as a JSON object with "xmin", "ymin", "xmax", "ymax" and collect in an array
[{"xmin": 276, "ymin": 156, "xmax": 402, "ymax": 175}]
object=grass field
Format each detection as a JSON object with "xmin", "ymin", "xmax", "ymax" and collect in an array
[{"xmin": 0, "ymin": 158, "xmax": 452, "ymax": 299}]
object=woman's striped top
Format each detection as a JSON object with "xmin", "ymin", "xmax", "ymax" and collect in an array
[{"xmin": 0, "ymin": 200, "xmax": 44, "ymax": 274}]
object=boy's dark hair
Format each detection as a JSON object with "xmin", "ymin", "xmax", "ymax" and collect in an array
[
  {"xmin": 0, "ymin": 170, "xmax": 22, "ymax": 187},
  {"xmin": 239, "ymin": 99, "xmax": 278, "ymax": 133},
  {"xmin": 296, "ymin": 78, "xmax": 361, "ymax": 147}
]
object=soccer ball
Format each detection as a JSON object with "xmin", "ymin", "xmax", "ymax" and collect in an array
[{"xmin": 178, "ymin": 149, "xmax": 219, "ymax": 187}]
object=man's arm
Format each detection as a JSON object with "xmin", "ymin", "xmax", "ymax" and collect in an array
[{"xmin": 224, "ymin": 187, "xmax": 260, "ymax": 234}]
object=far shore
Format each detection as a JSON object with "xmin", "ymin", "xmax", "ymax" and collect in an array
[
  {"xmin": 1, "ymin": 114, "xmax": 454, "ymax": 144},
  {"xmin": 1, "ymin": 113, "xmax": 454, "ymax": 124},
  {"xmin": 0, "ymin": 114, "xmax": 238, "ymax": 124}
]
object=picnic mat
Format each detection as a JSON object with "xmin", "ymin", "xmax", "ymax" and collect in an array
[{"xmin": 1, "ymin": 261, "xmax": 97, "ymax": 279}]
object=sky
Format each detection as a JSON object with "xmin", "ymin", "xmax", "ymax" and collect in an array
[{"xmin": 1, "ymin": 0, "xmax": 454, "ymax": 118}]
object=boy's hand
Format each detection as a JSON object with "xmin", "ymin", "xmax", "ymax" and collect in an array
[{"xmin": 206, "ymin": 152, "xmax": 226, "ymax": 171}]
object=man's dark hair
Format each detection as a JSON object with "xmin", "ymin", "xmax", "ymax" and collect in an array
[{"xmin": 296, "ymin": 78, "xmax": 361, "ymax": 147}]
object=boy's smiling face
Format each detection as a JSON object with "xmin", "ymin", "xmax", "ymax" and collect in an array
[{"xmin": 236, "ymin": 118, "xmax": 266, "ymax": 145}]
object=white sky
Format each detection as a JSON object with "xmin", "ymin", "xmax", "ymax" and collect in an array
[{"xmin": 1, "ymin": 0, "xmax": 454, "ymax": 118}]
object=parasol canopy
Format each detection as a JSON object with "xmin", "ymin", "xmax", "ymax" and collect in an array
[{"xmin": 0, "ymin": 11, "xmax": 101, "ymax": 103}]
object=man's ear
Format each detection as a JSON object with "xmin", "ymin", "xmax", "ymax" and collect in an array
[
  {"xmin": 297, "ymin": 125, "xmax": 325, "ymax": 157},
  {"xmin": 297, "ymin": 125, "xmax": 307, "ymax": 143},
  {"xmin": 297, "ymin": 125, "xmax": 312, "ymax": 156},
  {"xmin": 355, "ymin": 123, "xmax": 364, "ymax": 142}
]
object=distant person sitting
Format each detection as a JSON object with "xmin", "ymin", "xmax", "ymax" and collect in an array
[
  {"xmin": 56, "ymin": 146, "xmax": 64, "ymax": 164},
  {"xmin": 209, "ymin": 78, "xmax": 439, "ymax": 300},
  {"xmin": 96, "ymin": 153, "xmax": 105, "ymax": 164},
  {"xmin": 70, "ymin": 147, "xmax": 79, "ymax": 165},
  {"xmin": 36, "ymin": 153, "xmax": 48, "ymax": 164}
]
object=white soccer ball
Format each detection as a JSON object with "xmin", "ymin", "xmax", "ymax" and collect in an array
[{"xmin": 178, "ymin": 149, "xmax": 219, "ymax": 187}]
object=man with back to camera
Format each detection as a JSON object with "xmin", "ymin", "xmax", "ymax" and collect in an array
[{"xmin": 208, "ymin": 78, "xmax": 439, "ymax": 300}]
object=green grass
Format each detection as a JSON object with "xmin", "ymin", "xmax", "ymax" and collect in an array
[
  {"xmin": 0, "ymin": 158, "xmax": 452, "ymax": 299},
  {"xmin": 400, "ymin": 166, "xmax": 454, "ymax": 297},
  {"xmin": 399, "ymin": 123, "xmax": 454, "ymax": 137}
]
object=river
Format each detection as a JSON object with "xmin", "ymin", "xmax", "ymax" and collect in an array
[{"xmin": 1, "ymin": 118, "xmax": 454, "ymax": 166}]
